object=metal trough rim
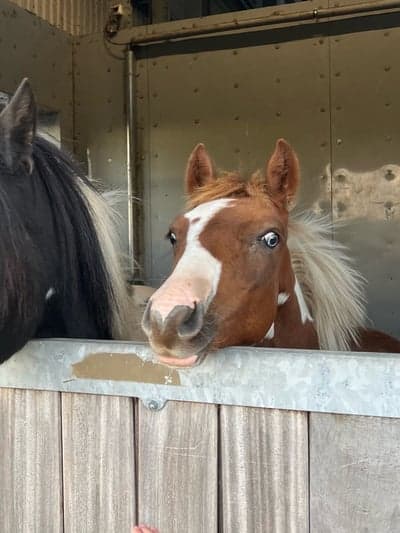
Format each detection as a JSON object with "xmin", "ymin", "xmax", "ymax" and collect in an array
[{"xmin": 0, "ymin": 338, "xmax": 399, "ymax": 419}]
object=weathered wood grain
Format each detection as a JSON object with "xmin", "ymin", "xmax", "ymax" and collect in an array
[
  {"xmin": 62, "ymin": 392, "xmax": 135, "ymax": 533},
  {"xmin": 310, "ymin": 413, "xmax": 400, "ymax": 532},
  {"xmin": 137, "ymin": 400, "xmax": 218, "ymax": 532},
  {"xmin": 0, "ymin": 388, "xmax": 63, "ymax": 533},
  {"xmin": 220, "ymin": 406, "xmax": 309, "ymax": 533}
]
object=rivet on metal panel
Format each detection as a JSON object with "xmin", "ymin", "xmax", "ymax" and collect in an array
[
  {"xmin": 234, "ymin": 116, "xmax": 240, "ymax": 121},
  {"xmin": 336, "ymin": 105, "xmax": 342, "ymax": 111},
  {"xmin": 152, "ymin": 92, "xmax": 158, "ymax": 98},
  {"xmin": 233, "ymin": 83, "xmax": 239, "ymax": 89},
  {"xmin": 335, "ymin": 173, "xmax": 346, "ymax": 182},
  {"xmin": 384, "ymin": 31, "xmax": 390, "ymax": 37},
  {"xmin": 335, "ymin": 72, "xmax": 341, "ymax": 77},
  {"xmin": 336, "ymin": 201, "xmax": 346, "ymax": 213},
  {"xmin": 385, "ymin": 102, "xmax": 391, "ymax": 108},
  {"xmin": 386, "ymin": 135, "xmax": 392, "ymax": 142},
  {"xmin": 143, "ymin": 398, "xmax": 167, "ymax": 411},
  {"xmin": 193, "ymin": 55, "xmax": 198, "ymax": 61},
  {"xmin": 152, "ymin": 61, "xmax": 157, "ymax": 66},
  {"xmin": 152, "ymin": 122, "xmax": 159, "ymax": 128},
  {"xmin": 313, "ymin": 9, "xmax": 319, "ymax": 17},
  {"xmin": 336, "ymin": 138, "xmax": 343, "ymax": 145},
  {"xmin": 319, "ymin": 73, "xmax": 325, "ymax": 79},
  {"xmin": 233, "ymin": 50, "xmax": 238, "ymax": 55},
  {"xmin": 276, "ymin": 111, "xmax": 281, "ymax": 117},
  {"xmin": 193, "ymin": 119, "xmax": 200, "ymax": 125},
  {"xmin": 274, "ymin": 44, "xmax": 280, "ymax": 50},
  {"xmin": 154, "ymin": 153, "xmax": 159, "ymax": 158},
  {"xmin": 384, "ymin": 65, "xmax": 391, "ymax": 72},
  {"xmin": 194, "ymin": 88, "xmax": 199, "ymax": 93},
  {"xmin": 320, "ymin": 107, "xmax": 326, "ymax": 113},
  {"xmin": 234, "ymin": 148, "xmax": 240, "ymax": 153},
  {"xmin": 320, "ymin": 141, "xmax": 327, "ymax": 148},
  {"xmin": 319, "ymin": 38, "xmax": 324, "ymax": 44},
  {"xmin": 385, "ymin": 170, "xmax": 395, "ymax": 181},
  {"xmin": 275, "ymin": 77, "xmax": 280, "ymax": 84}
]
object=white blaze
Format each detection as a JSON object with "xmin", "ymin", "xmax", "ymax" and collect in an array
[{"xmin": 151, "ymin": 199, "xmax": 234, "ymax": 321}]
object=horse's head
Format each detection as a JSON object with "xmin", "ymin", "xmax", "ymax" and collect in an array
[{"xmin": 142, "ymin": 139, "xmax": 309, "ymax": 367}]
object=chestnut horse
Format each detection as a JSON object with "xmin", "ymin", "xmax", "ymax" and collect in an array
[{"xmin": 142, "ymin": 139, "xmax": 400, "ymax": 367}]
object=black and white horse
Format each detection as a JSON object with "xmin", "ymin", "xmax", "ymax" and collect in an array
[{"xmin": 0, "ymin": 79, "xmax": 131, "ymax": 363}]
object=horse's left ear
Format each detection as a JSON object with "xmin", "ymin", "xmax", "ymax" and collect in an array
[
  {"xmin": 0, "ymin": 78, "xmax": 36, "ymax": 174},
  {"xmin": 185, "ymin": 143, "xmax": 216, "ymax": 194},
  {"xmin": 265, "ymin": 138, "xmax": 299, "ymax": 208}
]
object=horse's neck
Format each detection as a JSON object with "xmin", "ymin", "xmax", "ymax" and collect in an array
[{"xmin": 260, "ymin": 278, "xmax": 319, "ymax": 350}]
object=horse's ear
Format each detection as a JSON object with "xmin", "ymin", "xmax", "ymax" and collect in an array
[
  {"xmin": 185, "ymin": 143, "xmax": 216, "ymax": 194},
  {"xmin": 0, "ymin": 78, "xmax": 36, "ymax": 174},
  {"xmin": 265, "ymin": 138, "xmax": 299, "ymax": 208}
]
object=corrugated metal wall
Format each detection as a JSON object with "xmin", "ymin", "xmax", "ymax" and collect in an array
[{"xmin": 11, "ymin": 0, "xmax": 113, "ymax": 35}]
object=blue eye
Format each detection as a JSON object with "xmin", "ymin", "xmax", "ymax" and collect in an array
[
  {"xmin": 261, "ymin": 231, "xmax": 280, "ymax": 249},
  {"xmin": 167, "ymin": 231, "xmax": 177, "ymax": 246}
]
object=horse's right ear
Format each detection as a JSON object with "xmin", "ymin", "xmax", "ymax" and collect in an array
[
  {"xmin": 0, "ymin": 78, "xmax": 36, "ymax": 174},
  {"xmin": 185, "ymin": 143, "xmax": 216, "ymax": 194}
]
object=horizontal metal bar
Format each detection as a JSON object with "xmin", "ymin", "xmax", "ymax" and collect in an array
[
  {"xmin": 117, "ymin": 0, "xmax": 400, "ymax": 45},
  {"xmin": 1, "ymin": 339, "xmax": 400, "ymax": 418}
]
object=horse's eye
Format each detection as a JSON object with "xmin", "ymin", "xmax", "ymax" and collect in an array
[
  {"xmin": 261, "ymin": 231, "xmax": 280, "ymax": 249},
  {"xmin": 167, "ymin": 231, "xmax": 177, "ymax": 246}
]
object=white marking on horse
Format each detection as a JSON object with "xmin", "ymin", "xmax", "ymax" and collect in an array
[
  {"xmin": 45, "ymin": 287, "xmax": 55, "ymax": 301},
  {"xmin": 294, "ymin": 278, "xmax": 313, "ymax": 324},
  {"xmin": 278, "ymin": 292, "xmax": 290, "ymax": 306},
  {"xmin": 265, "ymin": 322, "xmax": 275, "ymax": 340},
  {"xmin": 150, "ymin": 199, "xmax": 234, "ymax": 321}
]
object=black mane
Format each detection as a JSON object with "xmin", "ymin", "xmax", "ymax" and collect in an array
[
  {"xmin": 33, "ymin": 136, "xmax": 116, "ymax": 337},
  {"xmin": 0, "ymin": 135, "xmax": 118, "ymax": 360}
]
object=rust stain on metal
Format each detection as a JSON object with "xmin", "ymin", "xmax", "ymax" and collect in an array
[{"xmin": 72, "ymin": 352, "xmax": 181, "ymax": 385}]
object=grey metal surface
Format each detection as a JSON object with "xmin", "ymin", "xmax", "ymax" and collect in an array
[
  {"xmin": 0, "ymin": 0, "xmax": 73, "ymax": 146},
  {"xmin": 73, "ymin": 32, "xmax": 129, "ymax": 254},
  {"xmin": 1, "ymin": 339, "xmax": 400, "ymax": 418},
  {"xmin": 330, "ymin": 26, "xmax": 400, "ymax": 339},
  {"xmin": 10, "ymin": 0, "xmax": 113, "ymax": 36}
]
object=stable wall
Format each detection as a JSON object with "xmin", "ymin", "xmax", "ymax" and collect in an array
[{"xmin": 0, "ymin": 0, "xmax": 73, "ymax": 147}]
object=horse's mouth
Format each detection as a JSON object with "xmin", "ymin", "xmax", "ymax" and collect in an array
[
  {"xmin": 150, "ymin": 335, "xmax": 213, "ymax": 368},
  {"xmin": 156, "ymin": 354, "xmax": 201, "ymax": 368}
]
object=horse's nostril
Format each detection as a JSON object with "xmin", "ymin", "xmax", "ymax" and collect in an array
[{"xmin": 177, "ymin": 302, "xmax": 204, "ymax": 339}]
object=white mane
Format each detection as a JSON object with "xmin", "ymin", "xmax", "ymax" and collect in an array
[
  {"xmin": 288, "ymin": 214, "xmax": 367, "ymax": 351},
  {"xmin": 79, "ymin": 185, "xmax": 133, "ymax": 339}
]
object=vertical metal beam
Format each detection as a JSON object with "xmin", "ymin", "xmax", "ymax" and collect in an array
[{"xmin": 126, "ymin": 46, "xmax": 141, "ymax": 282}]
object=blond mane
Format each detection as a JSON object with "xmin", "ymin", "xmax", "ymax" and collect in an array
[
  {"xmin": 187, "ymin": 171, "xmax": 367, "ymax": 351},
  {"xmin": 288, "ymin": 214, "xmax": 366, "ymax": 351}
]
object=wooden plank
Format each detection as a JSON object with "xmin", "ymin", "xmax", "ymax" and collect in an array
[
  {"xmin": 0, "ymin": 388, "xmax": 63, "ymax": 533},
  {"xmin": 62, "ymin": 393, "xmax": 135, "ymax": 533},
  {"xmin": 220, "ymin": 406, "xmax": 309, "ymax": 533},
  {"xmin": 310, "ymin": 413, "xmax": 400, "ymax": 532},
  {"xmin": 137, "ymin": 400, "xmax": 218, "ymax": 532}
]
